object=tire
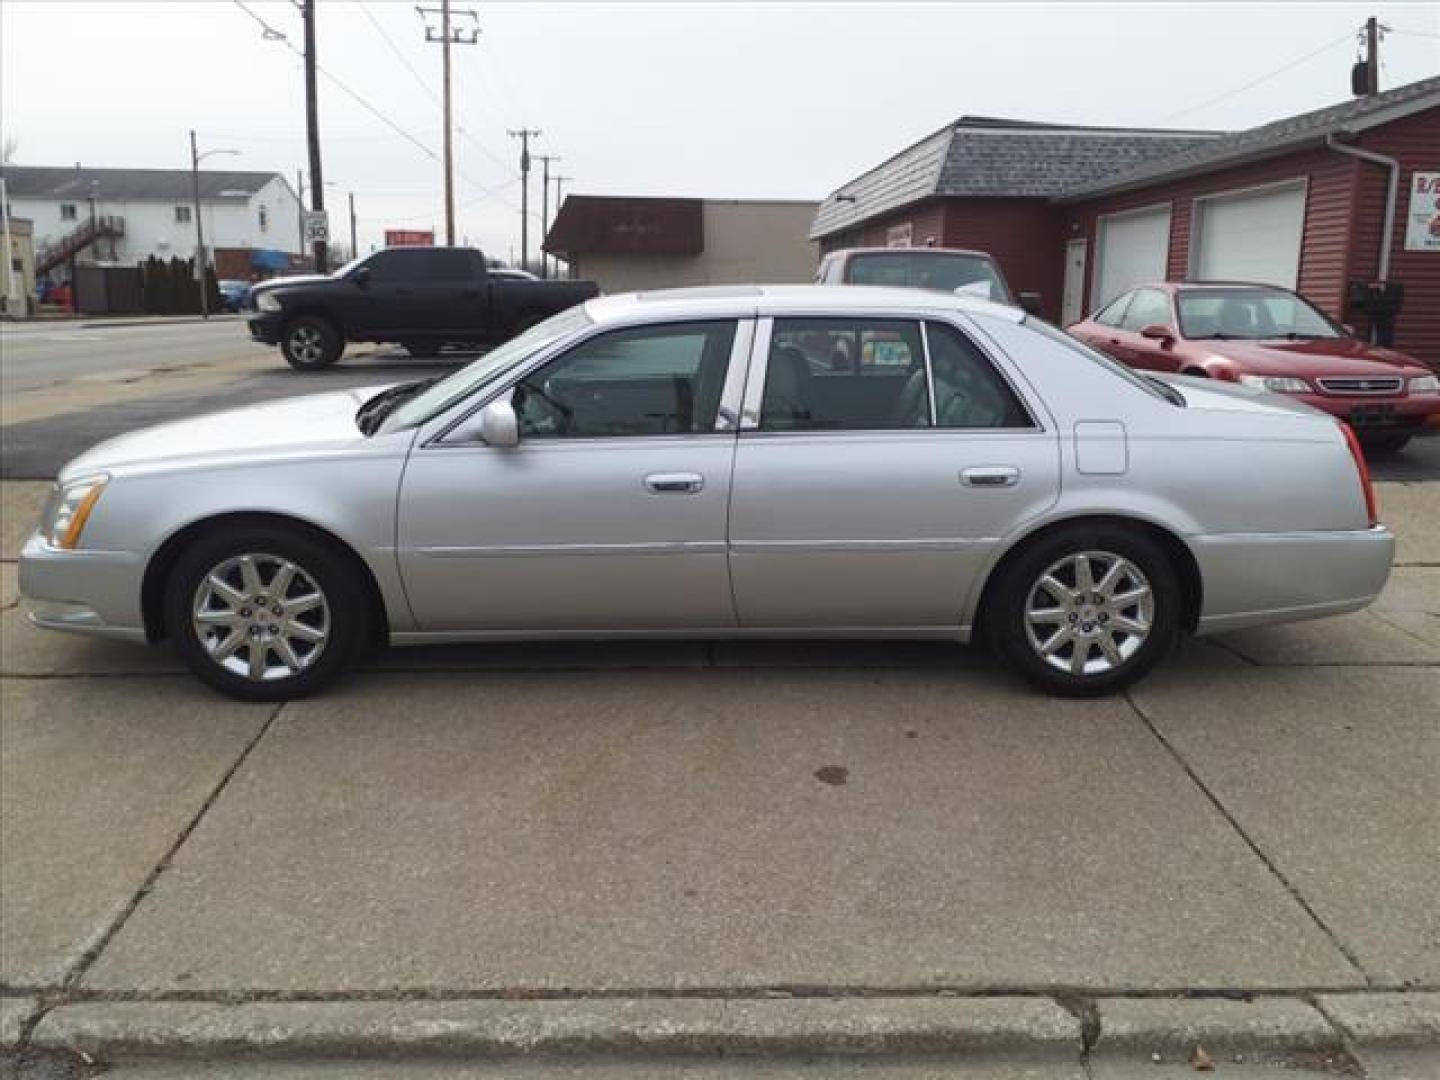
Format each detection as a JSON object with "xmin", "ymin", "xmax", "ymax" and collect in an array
[
  {"xmin": 281, "ymin": 315, "xmax": 343, "ymax": 370},
  {"xmin": 402, "ymin": 341, "xmax": 441, "ymax": 358},
  {"xmin": 985, "ymin": 524, "xmax": 1182, "ymax": 697},
  {"xmin": 164, "ymin": 525, "xmax": 369, "ymax": 702},
  {"xmin": 1360, "ymin": 433, "xmax": 1411, "ymax": 455}
]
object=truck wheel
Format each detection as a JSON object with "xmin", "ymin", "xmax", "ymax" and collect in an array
[
  {"xmin": 402, "ymin": 341, "xmax": 441, "ymax": 358},
  {"xmin": 282, "ymin": 316, "xmax": 342, "ymax": 370}
]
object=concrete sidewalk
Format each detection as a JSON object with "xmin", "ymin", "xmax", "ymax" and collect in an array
[{"xmin": 1, "ymin": 481, "xmax": 1436, "ymax": 1074}]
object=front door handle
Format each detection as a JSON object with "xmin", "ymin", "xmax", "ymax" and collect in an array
[
  {"xmin": 644, "ymin": 472, "xmax": 704, "ymax": 494},
  {"xmin": 961, "ymin": 466, "xmax": 1020, "ymax": 488}
]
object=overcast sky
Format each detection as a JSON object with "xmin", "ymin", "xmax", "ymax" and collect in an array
[{"xmin": 3, "ymin": 1, "xmax": 1437, "ymax": 260}]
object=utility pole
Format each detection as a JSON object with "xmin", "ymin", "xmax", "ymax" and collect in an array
[
  {"xmin": 189, "ymin": 131, "xmax": 237, "ymax": 318},
  {"xmin": 552, "ymin": 175, "xmax": 571, "ymax": 277},
  {"xmin": 534, "ymin": 154, "xmax": 559, "ymax": 278},
  {"xmin": 1365, "ymin": 16, "xmax": 1380, "ymax": 95},
  {"xmin": 349, "ymin": 191, "xmax": 358, "ymax": 259},
  {"xmin": 418, "ymin": 3, "xmax": 480, "ymax": 246},
  {"xmin": 508, "ymin": 128, "xmax": 541, "ymax": 270},
  {"xmin": 296, "ymin": 170, "xmax": 306, "ymax": 258},
  {"xmin": 302, "ymin": 0, "xmax": 327, "ymax": 272}
]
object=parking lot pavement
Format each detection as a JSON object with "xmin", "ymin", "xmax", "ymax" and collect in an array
[
  {"xmin": 70, "ymin": 665, "xmax": 1356, "ymax": 995},
  {"xmin": 1, "ymin": 479, "xmax": 1436, "ymax": 1070},
  {"xmin": 0, "ymin": 680, "xmax": 271, "ymax": 987}
]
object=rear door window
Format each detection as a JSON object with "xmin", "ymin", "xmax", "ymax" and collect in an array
[{"xmin": 760, "ymin": 319, "xmax": 930, "ymax": 430}]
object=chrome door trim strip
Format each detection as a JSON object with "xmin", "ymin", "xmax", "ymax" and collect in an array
[
  {"xmin": 730, "ymin": 538, "xmax": 997, "ymax": 555},
  {"xmin": 415, "ymin": 541, "xmax": 729, "ymax": 559}
]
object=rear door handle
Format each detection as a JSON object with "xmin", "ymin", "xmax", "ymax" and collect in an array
[
  {"xmin": 961, "ymin": 466, "xmax": 1020, "ymax": 488},
  {"xmin": 644, "ymin": 472, "xmax": 704, "ymax": 494}
]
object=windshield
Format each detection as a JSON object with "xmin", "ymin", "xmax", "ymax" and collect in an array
[
  {"xmin": 846, "ymin": 253, "xmax": 1013, "ymax": 303},
  {"xmin": 330, "ymin": 255, "xmax": 369, "ymax": 278},
  {"xmin": 376, "ymin": 305, "xmax": 594, "ymax": 433},
  {"xmin": 1177, "ymin": 287, "xmax": 1341, "ymax": 340}
]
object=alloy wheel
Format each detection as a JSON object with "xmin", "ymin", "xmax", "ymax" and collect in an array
[
  {"xmin": 191, "ymin": 553, "xmax": 331, "ymax": 682},
  {"xmin": 1023, "ymin": 550, "xmax": 1154, "ymax": 677},
  {"xmin": 288, "ymin": 325, "xmax": 324, "ymax": 365}
]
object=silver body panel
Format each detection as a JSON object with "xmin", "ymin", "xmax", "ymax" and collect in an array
[{"xmin": 20, "ymin": 286, "xmax": 1394, "ymax": 653}]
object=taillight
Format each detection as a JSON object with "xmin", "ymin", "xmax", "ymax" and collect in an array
[{"xmin": 1338, "ymin": 421, "xmax": 1378, "ymax": 527}]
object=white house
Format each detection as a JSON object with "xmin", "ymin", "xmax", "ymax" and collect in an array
[{"xmin": 0, "ymin": 165, "xmax": 303, "ymax": 280}]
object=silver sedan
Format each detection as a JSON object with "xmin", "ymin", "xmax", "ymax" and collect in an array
[{"xmin": 20, "ymin": 286, "xmax": 1394, "ymax": 700}]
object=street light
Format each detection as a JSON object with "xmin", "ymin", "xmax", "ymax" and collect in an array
[{"xmin": 189, "ymin": 130, "xmax": 239, "ymax": 318}]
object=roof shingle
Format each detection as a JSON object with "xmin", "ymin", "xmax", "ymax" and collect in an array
[{"xmin": 0, "ymin": 165, "xmax": 285, "ymax": 202}]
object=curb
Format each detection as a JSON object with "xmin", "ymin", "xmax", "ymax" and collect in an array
[
  {"xmin": 78, "ymin": 317, "xmax": 239, "ymax": 330},
  {"xmin": 28, "ymin": 997, "xmax": 1079, "ymax": 1061},
  {"xmin": 17, "ymin": 994, "xmax": 1440, "ymax": 1065},
  {"xmin": 1092, "ymin": 997, "xmax": 1341, "ymax": 1064},
  {"xmin": 1317, "ymin": 992, "xmax": 1440, "ymax": 1048}
]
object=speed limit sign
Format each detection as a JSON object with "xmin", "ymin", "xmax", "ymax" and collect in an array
[{"xmin": 303, "ymin": 210, "xmax": 330, "ymax": 243}]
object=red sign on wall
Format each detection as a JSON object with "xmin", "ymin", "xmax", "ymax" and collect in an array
[{"xmin": 384, "ymin": 229, "xmax": 435, "ymax": 247}]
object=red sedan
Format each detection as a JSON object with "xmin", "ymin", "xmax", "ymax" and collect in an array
[{"xmin": 1067, "ymin": 282, "xmax": 1440, "ymax": 452}]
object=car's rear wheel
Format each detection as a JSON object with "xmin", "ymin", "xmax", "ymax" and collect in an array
[
  {"xmin": 164, "ymin": 526, "xmax": 368, "ymax": 701},
  {"xmin": 402, "ymin": 341, "xmax": 441, "ymax": 358},
  {"xmin": 282, "ymin": 316, "xmax": 342, "ymax": 370},
  {"xmin": 1360, "ymin": 433, "xmax": 1411, "ymax": 455},
  {"xmin": 986, "ymin": 524, "xmax": 1181, "ymax": 697}
]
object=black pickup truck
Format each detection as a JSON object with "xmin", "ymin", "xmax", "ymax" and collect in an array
[{"xmin": 246, "ymin": 246, "xmax": 599, "ymax": 369}]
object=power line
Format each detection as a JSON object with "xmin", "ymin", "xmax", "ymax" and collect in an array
[
  {"xmin": 356, "ymin": 0, "xmax": 441, "ymax": 105},
  {"xmin": 1152, "ymin": 30, "xmax": 1355, "ymax": 124},
  {"xmin": 1389, "ymin": 26, "xmax": 1440, "ymax": 40}
]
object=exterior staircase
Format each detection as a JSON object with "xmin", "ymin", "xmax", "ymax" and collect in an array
[{"xmin": 36, "ymin": 215, "xmax": 125, "ymax": 276}]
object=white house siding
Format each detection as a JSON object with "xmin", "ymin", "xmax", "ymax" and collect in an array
[{"xmin": 13, "ymin": 175, "xmax": 301, "ymax": 268}]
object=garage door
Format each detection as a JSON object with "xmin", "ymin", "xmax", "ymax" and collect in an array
[
  {"xmin": 1092, "ymin": 205, "xmax": 1171, "ymax": 310},
  {"xmin": 1193, "ymin": 182, "xmax": 1306, "ymax": 288}
]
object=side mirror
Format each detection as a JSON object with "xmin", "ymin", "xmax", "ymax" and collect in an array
[
  {"xmin": 352, "ymin": 266, "xmax": 371, "ymax": 288},
  {"xmin": 1017, "ymin": 291, "xmax": 1043, "ymax": 316},
  {"xmin": 1341, "ymin": 322, "xmax": 1357, "ymax": 337},
  {"xmin": 1140, "ymin": 323, "xmax": 1175, "ymax": 344},
  {"xmin": 477, "ymin": 398, "xmax": 519, "ymax": 447}
]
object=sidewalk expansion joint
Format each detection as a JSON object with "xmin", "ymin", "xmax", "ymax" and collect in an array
[
  {"xmin": 1124, "ymin": 691, "xmax": 1374, "ymax": 987},
  {"xmin": 54, "ymin": 702, "xmax": 286, "ymax": 995}
]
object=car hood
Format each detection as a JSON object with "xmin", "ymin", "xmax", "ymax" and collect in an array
[
  {"xmin": 60, "ymin": 385, "xmax": 396, "ymax": 481},
  {"xmin": 1198, "ymin": 337, "xmax": 1430, "ymax": 377},
  {"xmin": 251, "ymin": 273, "xmax": 331, "ymax": 292}
]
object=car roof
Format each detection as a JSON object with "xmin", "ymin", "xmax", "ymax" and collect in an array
[
  {"xmin": 583, "ymin": 284, "xmax": 1026, "ymax": 325},
  {"xmin": 826, "ymin": 246, "xmax": 996, "ymax": 260},
  {"xmin": 1138, "ymin": 281, "xmax": 1298, "ymax": 292}
]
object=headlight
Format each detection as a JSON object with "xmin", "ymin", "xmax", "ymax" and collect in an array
[
  {"xmin": 1238, "ymin": 375, "xmax": 1310, "ymax": 393},
  {"xmin": 1409, "ymin": 374, "xmax": 1440, "ymax": 395},
  {"xmin": 256, "ymin": 292, "xmax": 282, "ymax": 313},
  {"xmin": 44, "ymin": 474, "xmax": 109, "ymax": 549}
]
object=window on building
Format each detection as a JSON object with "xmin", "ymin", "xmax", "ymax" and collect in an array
[
  {"xmin": 175, "ymin": 205, "xmax": 192, "ymax": 223},
  {"xmin": 60, "ymin": 204, "xmax": 77, "ymax": 221},
  {"xmin": 258, "ymin": 205, "xmax": 269, "ymax": 232}
]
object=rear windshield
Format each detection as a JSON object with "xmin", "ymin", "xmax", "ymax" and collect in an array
[
  {"xmin": 1024, "ymin": 317, "xmax": 1182, "ymax": 406},
  {"xmin": 846, "ymin": 252, "xmax": 1013, "ymax": 303}
]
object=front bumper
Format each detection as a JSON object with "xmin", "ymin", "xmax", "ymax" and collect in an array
[
  {"xmin": 1192, "ymin": 524, "xmax": 1395, "ymax": 634},
  {"xmin": 18, "ymin": 531, "xmax": 148, "ymax": 642},
  {"xmin": 1290, "ymin": 391, "xmax": 1440, "ymax": 435},
  {"xmin": 247, "ymin": 312, "xmax": 284, "ymax": 345}
]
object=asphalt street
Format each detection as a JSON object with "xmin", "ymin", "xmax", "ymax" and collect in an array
[{"xmin": 0, "ymin": 318, "xmax": 256, "ymax": 395}]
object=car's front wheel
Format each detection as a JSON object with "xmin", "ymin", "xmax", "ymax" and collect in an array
[
  {"xmin": 282, "ymin": 316, "xmax": 343, "ymax": 370},
  {"xmin": 986, "ymin": 524, "xmax": 1181, "ymax": 697},
  {"xmin": 164, "ymin": 526, "xmax": 368, "ymax": 701}
]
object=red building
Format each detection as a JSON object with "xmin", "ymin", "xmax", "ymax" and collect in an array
[{"xmin": 811, "ymin": 77, "xmax": 1440, "ymax": 366}]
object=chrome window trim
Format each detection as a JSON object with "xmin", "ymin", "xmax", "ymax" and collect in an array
[
  {"xmin": 919, "ymin": 320, "xmax": 939, "ymax": 427},
  {"xmin": 426, "ymin": 316, "xmax": 753, "ymax": 448},
  {"xmin": 715, "ymin": 318, "xmax": 755, "ymax": 432},
  {"xmin": 737, "ymin": 310, "xmax": 1049, "ymax": 438}
]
